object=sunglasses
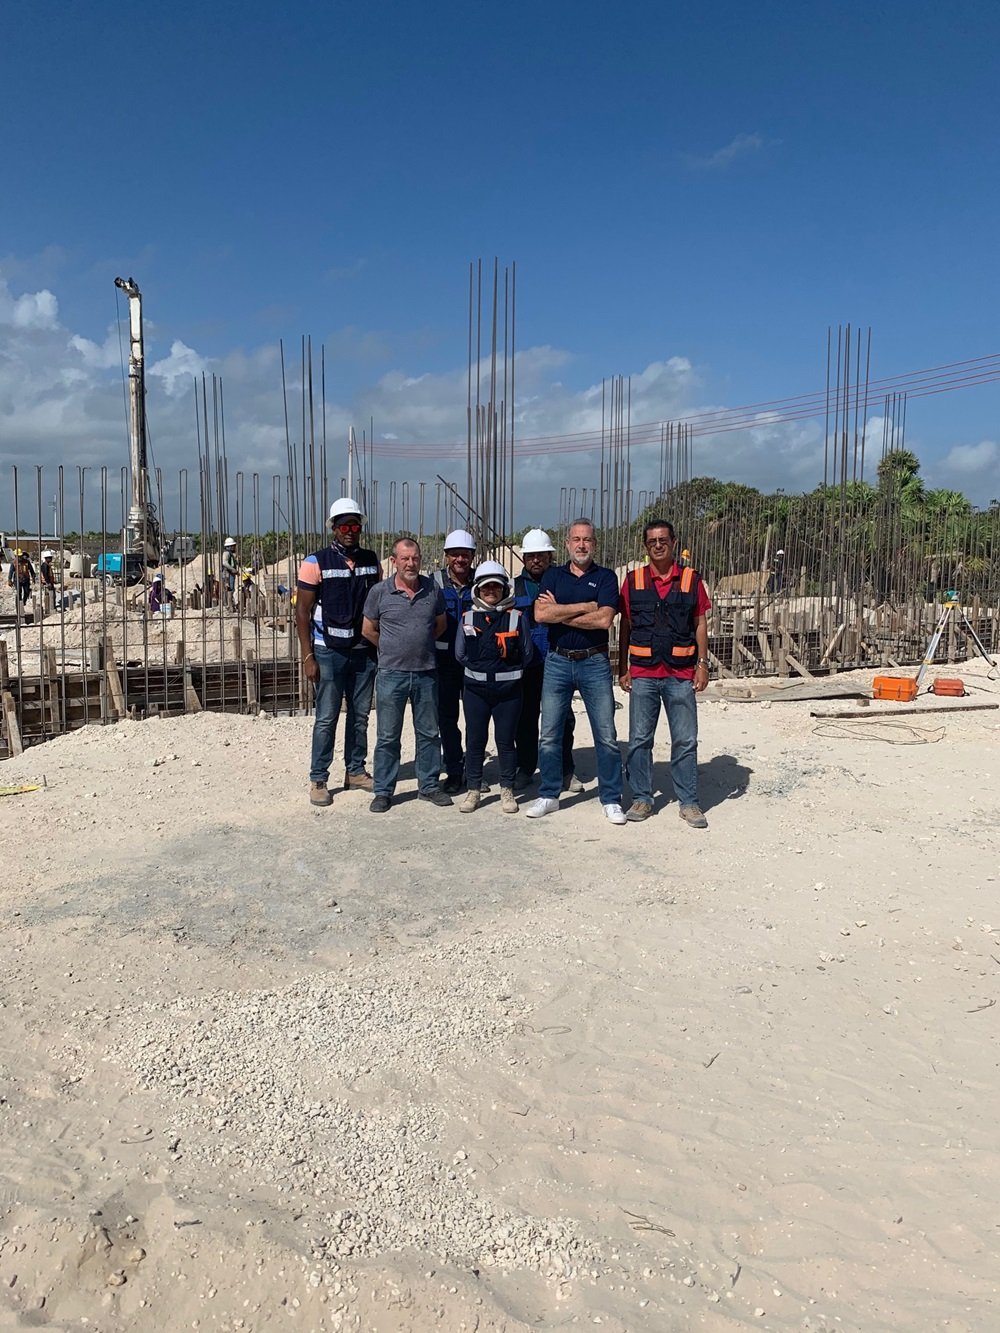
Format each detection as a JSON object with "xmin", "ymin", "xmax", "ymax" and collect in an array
[
  {"xmin": 645, "ymin": 537, "xmax": 674, "ymax": 547},
  {"xmin": 334, "ymin": 520, "xmax": 362, "ymax": 530}
]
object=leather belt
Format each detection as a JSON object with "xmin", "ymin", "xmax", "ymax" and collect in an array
[{"xmin": 551, "ymin": 644, "xmax": 608, "ymax": 661}]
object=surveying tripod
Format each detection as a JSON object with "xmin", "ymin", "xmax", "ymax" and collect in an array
[{"xmin": 915, "ymin": 593, "xmax": 997, "ymax": 691}]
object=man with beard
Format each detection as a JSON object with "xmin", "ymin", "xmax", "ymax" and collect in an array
[{"xmin": 296, "ymin": 498, "xmax": 382, "ymax": 807}]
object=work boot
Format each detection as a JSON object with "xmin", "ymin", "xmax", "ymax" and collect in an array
[
  {"xmin": 679, "ymin": 804, "xmax": 708, "ymax": 829},
  {"xmin": 440, "ymin": 773, "xmax": 464, "ymax": 796},
  {"xmin": 310, "ymin": 781, "xmax": 332, "ymax": 807},
  {"xmin": 345, "ymin": 770, "xmax": 374, "ymax": 791},
  {"xmin": 369, "ymin": 794, "xmax": 392, "ymax": 813},
  {"xmin": 420, "ymin": 789, "xmax": 454, "ymax": 808},
  {"xmin": 459, "ymin": 790, "xmax": 480, "ymax": 814},
  {"xmin": 626, "ymin": 800, "xmax": 653, "ymax": 822},
  {"xmin": 500, "ymin": 788, "xmax": 519, "ymax": 815},
  {"xmin": 563, "ymin": 772, "xmax": 584, "ymax": 793}
]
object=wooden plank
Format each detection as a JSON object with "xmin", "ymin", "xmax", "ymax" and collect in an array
[
  {"xmin": 820, "ymin": 622, "xmax": 846, "ymax": 666},
  {"xmin": 183, "ymin": 665, "xmax": 203, "ymax": 713},
  {"xmin": 1, "ymin": 689, "xmax": 23, "ymax": 757},
  {"xmin": 756, "ymin": 631, "xmax": 773, "ymax": 668},
  {"xmin": 811, "ymin": 702, "xmax": 998, "ymax": 720},
  {"xmin": 0, "ymin": 641, "xmax": 7, "ymax": 689},
  {"xmin": 707, "ymin": 650, "xmax": 735, "ymax": 679},
  {"xmin": 730, "ymin": 610, "xmax": 743, "ymax": 673},
  {"xmin": 174, "ymin": 638, "xmax": 185, "ymax": 665},
  {"xmin": 43, "ymin": 645, "xmax": 59, "ymax": 733},
  {"xmin": 243, "ymin": 648, "xmax": 258, "ymax": 713},
  {"xmin": 785, "ymin": 652, "xmax": 815, "ymax": 679},
  {"xmin": 103, "ymin": 636, "xmax": 126, "ymax": 720}
]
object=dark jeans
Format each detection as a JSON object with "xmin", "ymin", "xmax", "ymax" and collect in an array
[
  {"xmin": 625, "ymin": 675, "xmax": 699, "ymax": 808},
  {"xmin": 515, "ymin": 658, "xmax": 575, "ymax": 778},
  {"xmin": 373, "ymin": 669, "xmax": 442, "ymax": 797},
  {"xmin": 11, "ymin": 579, "xmax": 31, "ymax": 605},
  {"xmin": 539, "ymin": 651, "xmax": 622, "ymax": 805},
  {"xmin": 463, "ymin": 680, "xmax": 522, "ymax": 789},
  {"xmin": 437, "ymin": 653, "xmax": 464, "ymax": 778},
  {"xmin": 309, "ymin": 644, "xmax": 377, "ymax": 783}
]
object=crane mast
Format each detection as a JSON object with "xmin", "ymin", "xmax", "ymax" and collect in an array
[{"xmin": 114, "ymin": 276, "xmax": 160, "ymax": 562}]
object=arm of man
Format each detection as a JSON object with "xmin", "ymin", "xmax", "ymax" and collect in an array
[
  {"xmin": 433, "ymin": 612, "xmax": 447, "ymax": 640},
  {"xmin": 565, "ymin": 565, "xmax": 618, "ymax": 631},
  {"xmin": 294, "ymin": 581, "xmax": 321, "ymax": 684},
  {"xmin": 533, "ymin": 591, "xmax": 599, "ymax": 623},
  {"xmin": 694, "ymin": 613, "xmax": 709, "ymax": 692},
  {"xmin": 361, "ymin": 615, "xmax": 380, "ymax": 650}
]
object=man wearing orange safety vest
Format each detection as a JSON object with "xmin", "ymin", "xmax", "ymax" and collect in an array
[{"xmin": 617, "ymin": 518, "xmax": 712, "ymax": 827}]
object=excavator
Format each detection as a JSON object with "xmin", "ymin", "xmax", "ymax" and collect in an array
[{"xmin": 94, "ymin": 277, "xmax": 163, "ymax": 585}]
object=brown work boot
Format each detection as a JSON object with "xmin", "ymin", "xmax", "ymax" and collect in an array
[
  {"xmin": 679, "ymin": 804, "xmax": 708, "ymax": 829},
  {"xmin": 310, "ymin": 781, "xmax": 332, "ymax": 807},
  {"xmin": 500, "ymin": 787, "xmax": 519, "ymax": 814},
  {"xmin": 344, "ymin": 770, "xmax": 374, "ymax": 791},
  {"xmin": 625, "ymin": 800, "xmax": 653, "ymax": 822},
  {"xmin": 459, "ymin": 790, "xmax": 480, "ymax": 814}
]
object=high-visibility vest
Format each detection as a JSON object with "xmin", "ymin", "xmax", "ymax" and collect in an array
[
  {"xmin": 460, "ymin": 607, "xmax": 524, "ymax": 683},
  {"xmin": 433, "ymin": 571, "xmax": 473, "ymax": 657},
  {"xmin": 625, "ymin": 564, "xmax": 700, "ymax": 670},
  {"xmin": 312, "ymin": 544, "xmax": 380, "ymax": 648}
]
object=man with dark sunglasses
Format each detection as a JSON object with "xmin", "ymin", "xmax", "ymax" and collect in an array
[
  {"xmin": 618, "ymin": 519, "xmax": 712, "ymax": 827},
  {"xmin": 296, "ymin": 497, "xmax": 382, "ymax": 806}
]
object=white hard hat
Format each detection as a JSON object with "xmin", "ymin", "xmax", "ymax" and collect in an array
[
  {"xmin": 473, "ymin": 560, "xmax": 509, "ymax": 590},
  {"xmin": 775, "ymin": 549, "xmax": 785, "ymax": 556},
  {"xmin": 152, "ymin": 572, "xmax": 163, "ymax": 581},
  {"xmin": 521, "ymin": 528, "xmax": 555, "ymax": 554},
  {"xmin": 41, "ymin": 549, "xmax": 55, "ymax": 559},
  {"xmin": 224, "ymin": 537, "xmax": 236, "ymax": 547},
  {"xmin": 444, "ymin": 529, "xmax": 475, "ymax": 551},
  {"xmin": 329, "ymin": 497, "xmax": 365, "ymax": 523}
]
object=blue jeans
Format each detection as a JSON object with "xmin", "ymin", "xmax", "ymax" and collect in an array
[
  {"xmin": 309, "ymin": 644, "xmax": 377, "ymax": 783},
  {"xmin": 538, "ymin": 652, "xmax": 622, "ymax": 804},
  {"xmin": 625, "ymin": 675, "xmax": 699, "ymax": 808},
  {"xmin": 373, "ymin": 669, "xmax": 442, "ymax": 797}
]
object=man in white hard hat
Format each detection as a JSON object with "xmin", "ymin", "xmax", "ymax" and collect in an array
[
  {"xmin": 296, "ymin": 497, "xmax": 382, "ymax": 807},
  {"xmin": 513, "ymin": 529, "xmax": 579, "ymax": 793},
  {"xmin": 433, "ymin": 528, "xmax": 476, "ymax": 793},
  {"xmin": 524, "ymin": 519, "xmax": 626, "ymax": 825},
  {"xmin": 222, "ymin": 537, "xmax": 239, "ymax": 609}
]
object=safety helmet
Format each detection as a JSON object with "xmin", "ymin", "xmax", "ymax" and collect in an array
[
  {"xmin": 224, "ymin": 537, "xmax": 237, "ymax": 547},
  {"xmin": 15, "ymin": 548, "xmax": 23, "ymax": 556},
  {"xmin": 152, "ymin": 572, "xmax": 163, "ymax": 582},
  {"xmin": 521, "ymin": 528, "xmax": 555, "ymax": 554},
  {"xmin": 472, "ymin": 560, "xmax": 510, "ymax": 594},
  {"xmin": 329, "ymin": 497, "xmax": 365, "ymax": 524},
  {"xmin": 41, "ymin": 549, "xmax": 54, "ymax": 559},
  {"xmin": 444, "ymin": 529, "xmax": 475, "ymax": 552}
]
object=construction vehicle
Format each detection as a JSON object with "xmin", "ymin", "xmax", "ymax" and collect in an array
[{"xmin": 94, "ymin": 277, "xmax": 162, "ymax": 585}]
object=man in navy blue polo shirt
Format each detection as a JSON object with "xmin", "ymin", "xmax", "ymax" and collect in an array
[{"xmin": 524, "ymin": 519, "xmax": 626, "ymax": 825}]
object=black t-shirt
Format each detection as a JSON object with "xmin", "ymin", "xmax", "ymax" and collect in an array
[{"xmin": 539, "ymin": 561, "xmax": 619, "ymax": 652}]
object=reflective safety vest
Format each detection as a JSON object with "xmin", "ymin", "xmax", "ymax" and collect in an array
[
  {"xmin": 312, "ymin": 545, "xmax": 381, "ymax": 649},
  {"xmin": 460, "ymin": 607, "xmax": 524, "ymax": 683},
  {"xmin": 625, "ymin": 564, "xmax": 700, "ymax": 670},
  {"xmin": 434, "ymin": 571, "xmax": 473, "ymax": 657}
]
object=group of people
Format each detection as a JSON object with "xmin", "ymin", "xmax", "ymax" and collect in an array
[
  {"xmin": 295, "ymin": 499, "xmax": 712, "ymax": 827},
  {"xmin": 6, "ymin": 548, "xmax": 56, "ymax": 605}
]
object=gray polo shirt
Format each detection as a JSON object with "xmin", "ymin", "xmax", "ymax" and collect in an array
[{"xmin": 363, "ymin": 574, "xmax": 445, "ymax": 672}]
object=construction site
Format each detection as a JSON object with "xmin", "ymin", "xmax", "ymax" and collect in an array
[{"xmin": 3, "ymin": 270, "xmax": 1000, "ymax": 760}]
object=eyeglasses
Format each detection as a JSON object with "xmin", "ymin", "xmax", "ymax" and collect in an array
[
  {"xmin": 645, "ymin": 537, "xmax": 674, "ymax": 547},
  {"xmin": 335, "ymin": 520, "xmax": 362, "ymax": 531}
]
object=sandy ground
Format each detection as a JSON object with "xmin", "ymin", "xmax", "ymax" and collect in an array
[{"xmin": 2, "ymin": 662, "xmax": 1000, "ymax": 1331}]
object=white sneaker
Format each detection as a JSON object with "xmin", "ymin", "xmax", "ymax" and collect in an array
[
  {"xmin": 603, "ymin": 803, "xmax": 627, "ymax": 825},
  {"xmin": 525, "ymin": 797, "xmax": 559, "ymax": 819}
]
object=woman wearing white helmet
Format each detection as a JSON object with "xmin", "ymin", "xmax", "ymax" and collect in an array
[{"xmin": 453, "ymin": 560, "xmax": 534, "ymax": 814}]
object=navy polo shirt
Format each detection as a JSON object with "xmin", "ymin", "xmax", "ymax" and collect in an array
[{"xmin": 538, "ymin": 561, "xmax": 619, "ymax": 653}]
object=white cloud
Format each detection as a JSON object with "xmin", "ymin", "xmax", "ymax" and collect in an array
[
  {"xmin": 148, "ymin": 340, "xmax": 210, "ymax": 397},
  {"xmin": 0, "ymin": 278, "xmax": 59, "ymax": 329},
  {"xmin": 685, "ymin": 132, "xmax": 775, "ymax": 170},
  {"xmin": 939, "ymin": 438, "xmax": 998, "ymax": 475}
]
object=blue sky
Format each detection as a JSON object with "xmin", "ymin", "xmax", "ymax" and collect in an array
[{"xmin": 2, "ymin": 0, "xmax": 999, "ymax": 530}]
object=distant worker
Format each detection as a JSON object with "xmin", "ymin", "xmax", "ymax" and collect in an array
[
  {"xmin": 434, "ymin": 528, "xmax": 476, "ymax": 793},
  {"xmin": 8, "ymin": 549, "xmax": 35, "ymax": 604},
  {"xmin": 362, "ymin": 537, "xmax": 451, "ymax": 812},
  {"xmin": 454, "ymin": 561, "xmax": 533, "ymax": 815},
  {"xmin": 148, "ymin": 572, "xmax": 175, "ymax": 615},
  {"xmin": 297, "ymin": 498, "xmax": 382, "ymax": 807},
  {"xmin": 618, "ymin": 518, "xmax": 712, "ymax": 827},
  {"xmin": 39, "ymin": 549, "xmax": 57, "ymax": 591},
  {"xmin": 524, "ymin": 519, "xmax": 626, "ymax": 825},
  {"xmin": 222, "ymin": 537, "xmax": 238, "ymax": 608},
  {"xmin": 512, "ymin": 529, "xmax": 578, "ymax": 793}
]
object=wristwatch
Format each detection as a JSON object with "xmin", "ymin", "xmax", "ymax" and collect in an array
[{"xmin": 696, "ymin": 658, "xmax": 710, "ymax": 668}]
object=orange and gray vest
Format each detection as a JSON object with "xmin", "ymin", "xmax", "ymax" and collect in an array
[
  {"xmin": 460, "ymin": 608, "xmax": 524, "ymax": 683},
  {"xmin": 626, "ymin": 565, "xmax": 700, "ymax": 670}
]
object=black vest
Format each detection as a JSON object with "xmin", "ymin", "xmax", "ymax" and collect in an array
[
  {"xmin": 312, "ymin": 545, "xmax": 380, "ymax": 649},
  {"xmin": 626, "ymin": 565, "xmax": 700, "ymax": 669},
  {"xmin": 460, "ymin": 608, "xmax": 524, "ymax": 682}
]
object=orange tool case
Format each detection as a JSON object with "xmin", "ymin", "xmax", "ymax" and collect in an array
[
  {"xmin": 930, "ymin": 677, "xmax": 965, "ymax": 696},
  {"xmin": 872, "ymin": 676, "xmax": 919, "ymax": 702}
]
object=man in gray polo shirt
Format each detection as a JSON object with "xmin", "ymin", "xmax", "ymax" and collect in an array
[{"xmin": 362, "ymin": 538, "xmax": 452, "ymax": 812}]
